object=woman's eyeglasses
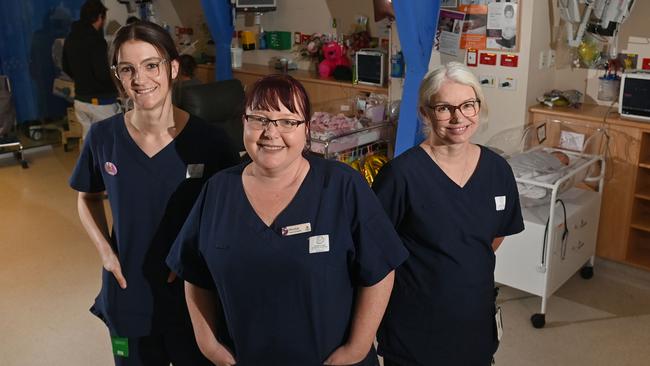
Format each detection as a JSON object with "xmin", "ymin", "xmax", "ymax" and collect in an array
[
  {"xmin": 111, "ymin": 58, "xmax": 167, "ymax": 81},
  {"xmin": 426, "ymin": 99, "xmax": 481, "ymax": 121},
  {"xmin": 245, "ymin": 114, "xmax": 305, "ymax": 133}
]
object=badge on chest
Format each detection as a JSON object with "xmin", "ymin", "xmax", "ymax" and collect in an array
[
  {"xmin": 308, "ymin": 235, "xmax": 330, "ymax": 254},
  {"xmin": 281, "ymin": 222, "xmax": 312, "ymax": 236},
  {"xmin": 186, "ymin": 164, "xmax": 205, "ymax": 178}
]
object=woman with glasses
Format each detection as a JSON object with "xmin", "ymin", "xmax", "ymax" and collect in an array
[
  {"xmin": 373, "ymin": 62, "xmax": 523, "ymax": 366},
  {"xmin": 166, "ymin": 74, "xmax": 408, "ymax": 366},
  {"xmin": 69, "ymin": 21, "xmax": 238, "ymax": 365}
]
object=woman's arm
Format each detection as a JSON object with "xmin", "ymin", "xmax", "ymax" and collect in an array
[
  {"xmin": 324, "ymin": 271, "xmax": 395, "ymax": 365},
  {"xmin": 492, "ymin": 237, "xmax": 505, "ymax": 251},
  {"xmin": 77, "ymin": 191, "xmax": 127, "ymax": 289},
  {"xmin": 185, "ymin": 282, "xmax": 236, "ymax": 366}
]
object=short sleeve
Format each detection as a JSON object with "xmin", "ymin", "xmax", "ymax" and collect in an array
[
  {"xmin": 348, "ymin": 172, "xmax": 408, "ymax": 287},
  {"xmin": 497, "ymin": 163, "xmax": 524, "ymax": 237},
  {"xmin": 69, "ymin": 127, "xmax": 105, "ymax": 193},
  {"xmin": 166, "ymin": 184, "xmax": 216, "ymax": 289},
  {"xmin": 372, "ymin": 161, "xmax": 408, "ymax": 228}
]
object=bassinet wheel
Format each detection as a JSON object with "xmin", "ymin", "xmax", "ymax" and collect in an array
[
  {"xmin": 580, "ymin": 266, "xmax": 594, "ymax": 279},
  {"xmin": 531, "ymin": 313, "xmax": 545, "ymax": 328}
]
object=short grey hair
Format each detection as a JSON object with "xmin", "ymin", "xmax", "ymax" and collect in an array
[{"xmin": 417, "ymin": 61, "xmax": 488, "ymax": 138}]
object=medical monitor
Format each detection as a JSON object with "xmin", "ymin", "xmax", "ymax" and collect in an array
[{"xmin": 235, "ymin": 0, "xmax": 276, "ymax": 12}]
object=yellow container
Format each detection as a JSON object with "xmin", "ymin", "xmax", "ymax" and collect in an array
[{"xmin": 241, "ymin": 31, "xmax": 256, "ymax": 50}]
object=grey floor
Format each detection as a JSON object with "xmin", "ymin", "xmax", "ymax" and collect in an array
[{"xmin": 2, "ymin": 146, "xmax": 650, "ymax": 366}]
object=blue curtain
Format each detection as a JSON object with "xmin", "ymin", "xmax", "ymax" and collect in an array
[
  {"xmin": 393, "ymin": 0, "xmax": 440, "ymax": 156},
  {"xmin": 0, "ymin": 1, "xmax": 84, "ymax": 123},
  {"xmin": 200, "ymin": 0, "xmax": 234, "ymax": 81}
]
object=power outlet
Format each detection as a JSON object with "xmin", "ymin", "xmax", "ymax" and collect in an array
[
  {"xmin": 499, "ymin": 77, "xmax": 517, "ymax": 91},
  {"xmin": 479, "ymin": 75, "xmax": 496, "ymax": 88},
  {"xmin": 538, "ymin": 51, "xmax": 547, "ymax": 70},
  {"xmin": 547, "ymin": 49, "xmax": 556, "ymax": 68}
]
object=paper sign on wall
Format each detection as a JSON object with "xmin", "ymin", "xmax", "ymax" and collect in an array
[
  {"xmin": 480, "ymin": 53, "xmax": 497, "ymax": 65},
  {"xmin": 500, "ymin": 54, "xmax": 519, "ymax": 67}
]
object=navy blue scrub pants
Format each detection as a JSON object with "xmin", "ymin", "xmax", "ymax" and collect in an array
[{"xmin": 112, "ymin": 326, "xmax": 211, "ymax": 366}]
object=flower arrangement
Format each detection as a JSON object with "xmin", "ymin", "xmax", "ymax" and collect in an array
[{"xmin": 296, "ymin": 33, "xmax": 325, "ymax": 63}]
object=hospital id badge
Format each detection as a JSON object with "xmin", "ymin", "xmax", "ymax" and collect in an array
[
  {"xmin": 495, "ymin": 306, "xmax": 503, "ymax": 342},
  {"xmin": 111, "ymin": 336, "xmax": 129, "ymax": 358},
  {"xmin": 186, "ymin": 164, "xmax": 205, "ymax": 179}
]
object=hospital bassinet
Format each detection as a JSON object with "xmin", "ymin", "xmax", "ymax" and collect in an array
[{"xmin": 487, "ymin": 119, "xmax": 607, "ymax": 328}]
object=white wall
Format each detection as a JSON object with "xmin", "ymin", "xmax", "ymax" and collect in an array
[{"xmin": 428, "ymin": 2, "xmax": 541, "ymax": 143}]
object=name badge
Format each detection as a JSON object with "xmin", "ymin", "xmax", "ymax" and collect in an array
[
  {"xmin": 308, "ymin": 235, "xmax": 330, "ymax": 254},
  {"xmin": 495, "ymin": 196, "xmax": 506, "ymax": 211},
  {"xmin": 186, "ymin": 164, "xmax": 205, "ymax": 179},
  {"xmin": 495, "ymin": 306, "xmax": 503, "ymax": 341},
  {"xmin": 282, "ymin": 222, "xmax": 311, "ymax": 236}
]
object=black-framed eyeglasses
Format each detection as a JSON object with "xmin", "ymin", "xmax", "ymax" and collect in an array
[
  {"xmin": 425, "ymin": 99, "xmax": 481, "ymax": 121},
  {"xmin": 111, "ymin": 58, "xmax": 167, "ymax": 81},
  {"xmin": 244, "ymin": 114, "xmax": 305, "ymax": 133}
]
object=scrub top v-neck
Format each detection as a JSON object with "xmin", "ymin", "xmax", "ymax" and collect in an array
[
  {"xmin": 372, "ymin": 145, "xmax": 524, "ymax": 366},
  {"xmin": 69, "ymin": 113, "xmax": 239, "ymax": 337},
  {"xmin": 168, "ymin": 155, "xmax": 408, "ymax": 366}
]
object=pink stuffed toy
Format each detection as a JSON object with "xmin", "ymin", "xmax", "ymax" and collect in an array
[{"xmin": 318, "ymin": 42, "xmax": 351, "ymax": 78}]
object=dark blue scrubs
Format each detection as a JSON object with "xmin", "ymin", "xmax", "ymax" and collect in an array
[
  {"xmin": 372, "ymin": 145, "xmax": 524, "ymax": 366},
  {"xmin": 69, "ymin": 114, "xmax": 239, "ymax": 339},
  {"xmin": 166, "ymin": 155, "xmax": 409, "ymax": 366}
]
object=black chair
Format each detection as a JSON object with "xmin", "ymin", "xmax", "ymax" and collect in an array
[{"xmin": 177, "ymin": 79, "xmax": 245, "ymax": 153}]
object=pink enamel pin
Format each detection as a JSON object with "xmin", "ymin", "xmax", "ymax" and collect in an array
[{"xmin": 104, "ymin": 162, "xmax": 118, "ymax": 176}]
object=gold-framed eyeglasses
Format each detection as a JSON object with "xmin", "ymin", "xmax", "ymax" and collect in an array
[
  {"xmin": 245, "ymin": 114, "xmax": 305, "ymax": 133},
  {"xmin": 111, "ymin": 58, "xmax": 167, "ymax": 81},
  {"xmin": 426, "ymin": 99, "xmax": 481, "ymax": 121}
]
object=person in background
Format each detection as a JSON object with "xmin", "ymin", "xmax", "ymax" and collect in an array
[
  {"xmin": 69, "ymin": 21, "xmax": 239, "ymax": 366},
  {"xmin": 166, "ymin": 74, "xmax": 408, "ymax": 366},
  {"xmin": 126, "ymin": 16, "xmax": 140, "ymax": 25},
  {"xmin": 373, "ymin": 62, "xmax": 524, "ymax": 366},
  {"xmin": 63, "ymin": 0, "xmax": 120, "ymax": 138},
  {"xmin": 172, "ymin": 54, "xmax": 201, "ymax": 106}
]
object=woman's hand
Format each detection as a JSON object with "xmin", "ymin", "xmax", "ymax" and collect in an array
[
  {"xmin": 324, "ymin": 343, "xmax": 367, "ymax": 365},
  {"xmin": 99, "ymin": 247, "xmax": 127, "ymax": 289},
  {"xmin": 203, "ymin": 341, "xmax": 237, "ymax": 366}
]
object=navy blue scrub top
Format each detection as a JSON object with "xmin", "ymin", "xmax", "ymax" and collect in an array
[
  {"xmin": 69, "ymin": 114, "xmax": 239, "ymax": 337},
  {"xmin": 372, "ymin": 145, "xmax": 524, "ymax": 366},
  {"xmin": 167, "ymin": 155, "xmax": 408, "ymax": 366}
]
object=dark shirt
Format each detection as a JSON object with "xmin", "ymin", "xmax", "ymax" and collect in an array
[
  {"xmin": 69, "ymin": 114, "xmax": 239, "ymax": 336},
  {"xmin": 167, "ymin": 155, "xmax": 409, "ymax": 365},
  {"xmin": 373, "ymin": 145, "xmax": 524, "ymax": 366},
  {"xmin": 63, "ymin": 21, "xmax": 116, "ymax": 100}
]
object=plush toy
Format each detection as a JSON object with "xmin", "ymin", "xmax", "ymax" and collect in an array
[{"xmin": 318, "ymin": 42, "xmax": 351, "ymax": 78}]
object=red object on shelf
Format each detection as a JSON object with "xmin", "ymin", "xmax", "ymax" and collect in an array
[
  {"xmin": 480, "ymin": 53, "xmax": 497, "ymax": 65},
  {"xmin": 500, "ymin": 54, "xmax": 519, "ymax": 67},
  {"xmin": 642, "ymin": 58, "xmax": 650, "ymax": 70}
]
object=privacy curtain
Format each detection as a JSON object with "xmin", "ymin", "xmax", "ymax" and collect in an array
[
  {"xmin": 200, "ymin": 0, "xmax": 234, "ymax": 81},
  {"xmin": 392, "ymin": 0, "xmax": 440, "ymax": 156},
  {"xmin": 0, "ymin": 1, "xmax": 84, "ymax": 123}
]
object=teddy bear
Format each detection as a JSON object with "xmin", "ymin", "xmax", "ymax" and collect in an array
[{"xmin": 318, "ymin": 42, "xmax": 351, "ymax": 78}]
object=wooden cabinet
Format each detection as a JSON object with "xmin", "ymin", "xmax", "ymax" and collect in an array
[
  {"xmin": 231, "ymin": 64, "xmax": 388, "ymax": 104},
  {"xmin": 193, "ymin": 63, "xmax": 388, "ymax": 104},
  {"xmin": 195, "ymin": 64, "xmax": 216, "ymax": 84},
  {"xmin": 529, "ymin": 105, "xmax": 650, "ymax": 271},
  {"xmin": 630, "ymin": 132, "xmax": 650, "ymax": 268}
]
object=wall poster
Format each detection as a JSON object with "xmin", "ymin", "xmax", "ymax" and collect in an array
[{"xmin": 440, "ymin": 0, "xmax": 521, "ymax": 52}]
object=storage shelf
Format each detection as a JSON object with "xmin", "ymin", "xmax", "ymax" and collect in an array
[
  {"xmin": 640, "ymin": 163, "xmax": 650, "ymax": 169},
  {"xmin": 627, "ymin": 228, "xmax": 650, "ymax": 271},
  {"xmin": 630, "ymin": 209, "xmax": 650, "ymax": 232},
  {"xmin": 635, "ymin": 192, "xmax": 650, "ymax": 201}
]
